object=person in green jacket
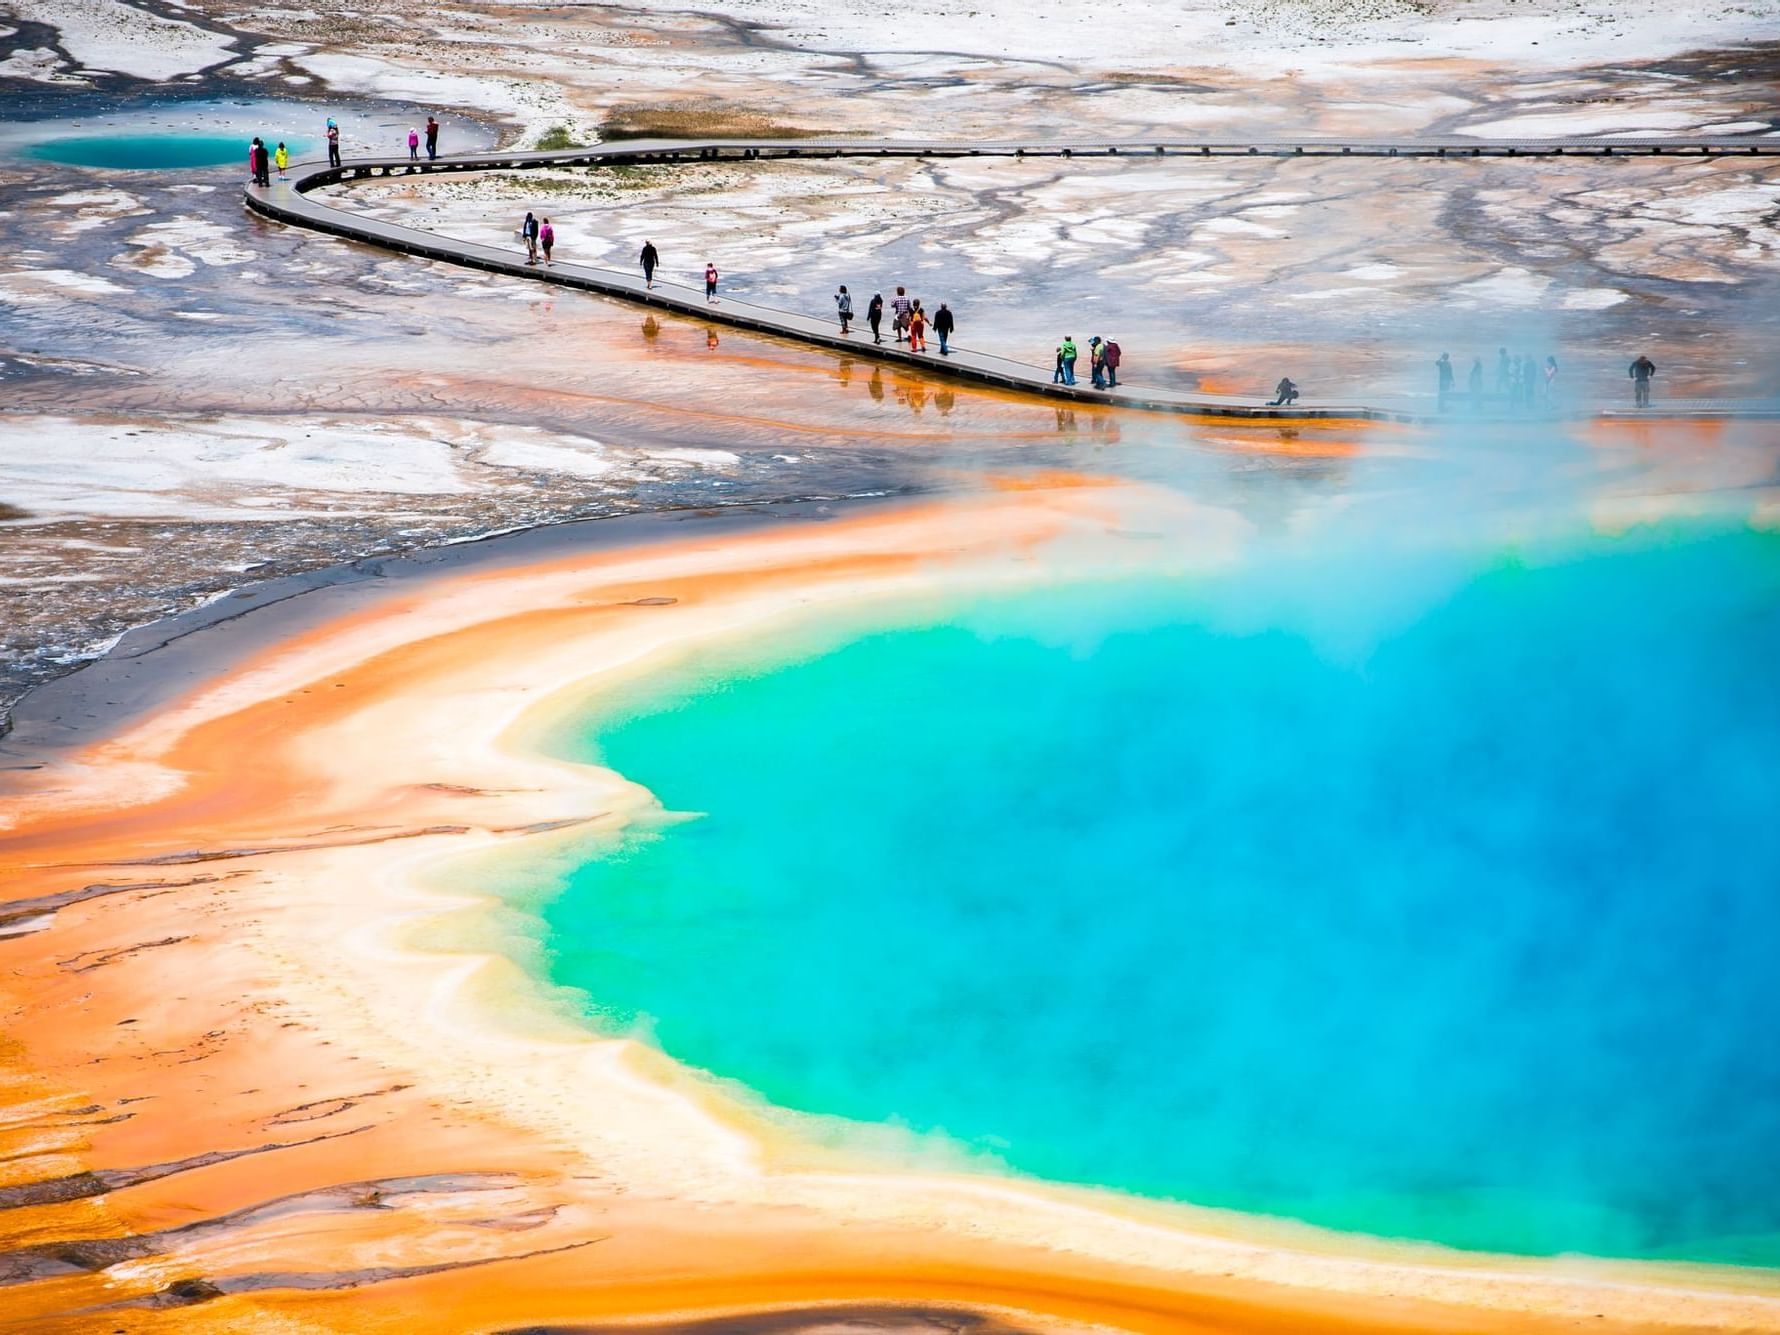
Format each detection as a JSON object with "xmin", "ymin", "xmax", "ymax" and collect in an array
[{"xmin": 1059, "ymin": 335, "xmax": 1078, "ymax": 385}]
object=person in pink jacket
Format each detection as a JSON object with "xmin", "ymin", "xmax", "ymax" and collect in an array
[
  {"xmin": 407, "ymin": 127, "xmax": 420, "ymax": 161},
  {"xmin": 539, "ymin": 218, "xmax": 555, "ymax": 266}
]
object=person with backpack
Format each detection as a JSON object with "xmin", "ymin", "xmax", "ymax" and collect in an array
[
  {"xmin": 867, "ymin": 292, "xmax": 884, "ymax": 344},
  {"xmin": 639, "ymin": 240, "xmax": 659, "ymax": 288},
  {"xmin": 539, "ymin": 217, "xmax": 555, "ymax": 265},
  {"xmin": 520, "ymin": 212, "xmax": 539, "ymax": 264},
  {"xmin": 908, "ymin": 300, "xmax": 927, "ymax": 352},
  {"xmin": 835, "ymin": 285, "xmax": 853, "ymax": 334},
  {"xmin": 933, "ymin": 302, "xmax": 955, "ymax": 355},
  {"xmin": 1089, "ymin": 336, "xmax": 1107, "ymax": 389},
  {"xmin": 704, "ymin": 262, "xmax": 719, "ymax": 303},
  {"xmin": 1629, "ymin": 353, "xmax": 1656, "ymax": 407},
  {"xmin": 326, "ymin": 119, "xmax": 341, "ymax": 169},
  {"xmin": 1103, "ymin": 338, "xmax": 1121, "ymax": 387},
  {"xmin": 1269, "ymin": 376, "xmax": 1300, "ymax": 407},
  {"xmin": 890, "ymin": 287, "xmax": 911, "ymax": 342}
]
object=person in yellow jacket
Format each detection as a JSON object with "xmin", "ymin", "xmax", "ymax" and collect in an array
[{"xmin": 274, "ymin": 142, "xmax": 289, "ymax": 180}]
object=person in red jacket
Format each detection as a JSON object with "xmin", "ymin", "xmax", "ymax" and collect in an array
[
  {"xmin": 704, "ymin": 262, "xmax": 719, "ymax": 303},
  {"xmin": 1103, "ymin": 338, "xmax": 1121, "ymax": 387}
]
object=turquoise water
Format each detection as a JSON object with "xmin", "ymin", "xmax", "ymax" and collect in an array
[
  {"xmin": 25, "ymin": 134, "xmax": 307, "ymax": 170},
  {"xmin": 533, "ymin": 525, "xmax": 1780, "ymax": 1264}
]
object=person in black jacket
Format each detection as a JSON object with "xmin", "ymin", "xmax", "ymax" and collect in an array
[
  {"xmin": 1629, "ymin": 354, "xmax": 1656, "ymax": 407},
  {"xmin": 867, "ymin": 292, "xmax": 884, "ymax": 344},
  {"xmin": 933, "ymin": 302, "xmax": 955, "ymax": 355},
  {"xmin": 640, "ymin": 240, "xmax": 659, "ymax": 288}
]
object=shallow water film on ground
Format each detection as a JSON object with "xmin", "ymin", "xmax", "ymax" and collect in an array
[{"xmin": 4, "ymin": 0, "xmax": 1780, "ymax": 1330}]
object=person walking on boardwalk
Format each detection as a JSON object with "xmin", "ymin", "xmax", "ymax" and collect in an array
[
  {"xmin": 640, "ymin": 240, "xmax": 659, "ymax": 288},
  {"xmin": 867, "ymin": 292, "xmax": 884, "ymax": 344},
  {"xmin": 1467, "ymin": 356, "xmax": 1484, "ymax": 403},
  {"xmin": 539, "ymin": 217, "xmax": 555, "ymax": 265},
  {"xmin": 407, "ymin": 127, "xmax": 420, "ymax": 161},
  {"xmin": 908, "ymin": 300, "xmax": 927, "ymax": 352},
  {"xmin": 836, "ymin": 285, "xmax": 853, "ymax": 335},
  {"xmin": 704, "ymin": 262, "xmax": 719, "ymax": 303},
  {"xmin": 1053, "ymin": 344, "xmax": 1066, "ymax": 384},
  {"xmin": 1495, "ymin": 346, "xmax": 1512, "ymax": 397},
  {"xmin": 425, "ymin": 116, "xmax": 439, "ymax": 160},
  {"xmin": 249, "ymin": 137, "xmax": 270, "ymax": 186},
  {"xmin": 1629, "ymin": 353, "xmax": 1656, "ymax": 407},
  {"xmin": 1090, "ymin": 336, "xmax": 1107, "ymax": 389},
  {"xmin": 1435, "ymin": 352, "xmax": 1455, "ymax": 410},
  {"xmin": 1521, "ymin": 355, "xmax": 1539, "ymax": 409},
  {"xmin": 520, "ymin": 211, "xmax": 539, "ymax": 264},
  {"xmin": 890, "ymin": 286, "xmax": 911, "ymax": 342},
  {"xmin": 1059, "ymin": 335, "xmax": 1078, "ymax": 385},
  {"xmin": 1269, "ymin": 376, "xmax": 1300, "ymax": 407},
  {"xmin": 274, "ymin": 142, "xmax": 289, "ymax": 179},
  {"xmin": 1543, "ymin": 355, "xmax": 1558, "ymax": 406},
  {"xmin": 933, "ymin": 301, "xmax": 955, "ymax": 355},
  {"xmin": 1103, "ymin": 337, "xmax": 1120, "ymax": 387},
  {"xmin": 326, "ymin": 119, "xmax": 341, "ymax": 169}
]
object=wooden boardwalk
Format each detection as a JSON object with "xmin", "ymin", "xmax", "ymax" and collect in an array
[{"xmin": 244, "ymin": 137, "xmax": 1780, "ymax": 425}]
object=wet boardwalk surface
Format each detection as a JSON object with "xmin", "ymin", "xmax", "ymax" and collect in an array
[{"xmin": 246, "ymin": 138, "xmax": 1780, "ymax": 424}]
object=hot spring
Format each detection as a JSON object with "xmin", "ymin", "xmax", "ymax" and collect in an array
[{"xmin": 513, "ymin": 520, "xmax": 1780, "ymax": 1266}]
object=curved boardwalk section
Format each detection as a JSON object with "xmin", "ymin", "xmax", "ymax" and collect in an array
[{"xmin": 245, "ymin": 137, "xmax": 1780, "ymax": 424}]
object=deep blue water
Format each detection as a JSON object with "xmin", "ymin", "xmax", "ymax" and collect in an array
[
  {"xmin": 531, "ymin": 525, "xmax": 1780, "ymax": 1264},
  {"xmin": 25, "ymin": 134, "xmax": 309, "ymax": 170}
]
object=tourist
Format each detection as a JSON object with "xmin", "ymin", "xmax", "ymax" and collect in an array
[
  {"xmin": 836, "ymin": 285, "xmax": 853, "ymax": 335},
  {"xmin": 1103, "ymin": 337, "xmax": 1120, "ymax": 387},
  {"xmin": 704, "ymin": 261, "xmax": 719, "ymax": 303},
  {"xmin": 274, "ymin": 142, "xmax": 288, "ymax": 180},
  {"xmin": 1435, "ymin": 351, "xmax": 1455, "ymax": 410},
  {"xmin": 867, "ymin": 292, "xmax": 884, "ymax": 344},
  {"xmin": 326, "ymin": 119, "xmax": 341, "ymax": 169},
  {"xmin": 933, "ymin": 301, "xmax": 954, "ymax": 356},
  {"xmin": 249, "ymin": 137, "xmax": 270, "ymax": 186},
  {"xmin": 1059, "ymin": 335, "xmax": 1078, "ymax": 385},
  {"xmin": 908, "ymin": 300, "xmax": 927, "ymax": 352},
  {"xmin": 539, "ymin": 217, "xmax": 555, "ymax": 266},
  {"xmin": 1629, "ymin": 353, "xmax": 1656, "ymax": 407},
  {"xmin": 425, "ymin": 116, "xmax": 439, "ymax": 160},
  {"xmin": 640, "ymin": 240, "xmax": 658, "ymax": 288},
  {"xmin": 1467, "ymin": 356, "xmax": 1484, "ymax": 403},
  {"xmin": 1053, "ymin": 345, "xmax": 1066, "ymax": 384},
  {"xmin": 407, "ymin": 127, "xmax": 420, "ymax": 161},
  {"xmin": 1089, "ymin": 336, "xmax": 1107, "ymax": 389},
  {"xmin": 1543, "ymin": 355, "xmax": 1559, "ymax": 405},
  {"xmin": 1521, "ymin": 355, "xmax": 1539, "ymax": 409},
  {"xmin": 520, "ymin": 211, "xmax": 539, "ymax": 264},
  {"xmin": 890, "ymin": 286, "xmax": 911, "ymax": 342},
  {"xmin": 1269, "ymin": 376, "xmax": 1300, "ymax": 407},
  {"xmin": 1495, "ymin": 346, "xmax": 1512, "ymax": 397}
]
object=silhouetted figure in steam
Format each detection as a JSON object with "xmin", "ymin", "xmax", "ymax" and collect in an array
[
  {"xmin": 1435, "ymin": 352, "xmax": 1455, "ymax": 410},
  {"xmin": 1269, "ymin": 376, "xmax": 1299, "ymax": 407},
  {"xmin": 1630, "ymin": 354, "xmax": 1656, "ymax": 408}
]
